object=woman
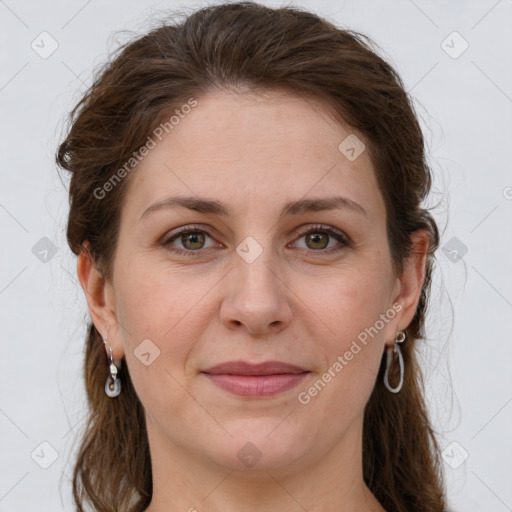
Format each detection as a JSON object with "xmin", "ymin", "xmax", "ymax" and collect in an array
[{"xmin": 57, "ymin": 2, "xmax": 446, "ymax": 511}]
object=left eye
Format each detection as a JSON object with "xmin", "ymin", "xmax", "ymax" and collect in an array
[{"xmin": 292, "ymin": 226, "xmax": 349, "ymax": 252}]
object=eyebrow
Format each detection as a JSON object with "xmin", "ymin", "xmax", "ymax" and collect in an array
[{"xmin": 140, "ymin": 195, "xmax": 368, "ymax": 221}]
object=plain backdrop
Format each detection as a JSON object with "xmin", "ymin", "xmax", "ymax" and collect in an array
[{"xmin": 1, "ymin": 0, "xmax": 511, "ymax": 511}]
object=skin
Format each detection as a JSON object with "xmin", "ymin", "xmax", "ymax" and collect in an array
[{"xmin": 78, "ymin": 89, "xmax": 429, "ymax": 512}]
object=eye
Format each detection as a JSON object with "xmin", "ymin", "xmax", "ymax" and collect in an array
[
  {"xmin": 162, "ymin": 223, "xmax": 351, "ymax": 256},
  {"xmin": 292, "ymin": 224, "xmax": 350, "ymax": 253},
  {"xmin": 162, "ymin": 226, "xmax": 219, "ymax": 255}
]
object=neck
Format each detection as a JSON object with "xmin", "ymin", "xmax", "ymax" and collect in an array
[{"xmin": 143, "ymin": 414, "xmax": 386, "ymax": 512}]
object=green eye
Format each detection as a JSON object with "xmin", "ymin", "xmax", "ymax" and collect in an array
[
  {"xmin": 305, "ymin": 232, "xmax": 330, "ymax": 250},
  {"xmin": 180, "ymin": 231, "xmax": 206, "ymax": 250},
  {"xmin": 163, "ymin": 224, "xmax": 350, "ymax": 256},
  {"xmin": 163, "ymin": 228, "xmax": 214, "ymax": 254},
  {"xmin": 293, "ymin": 225, "xmax": 350, "ymax": 253}
]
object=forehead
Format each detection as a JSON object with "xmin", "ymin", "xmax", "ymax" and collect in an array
[{"xmin": 121, "ymin": 89, "xmax": 385, "ymax": 223}]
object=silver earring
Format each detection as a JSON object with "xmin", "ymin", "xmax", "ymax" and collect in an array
[
  {"xmin": 383, "ymin": 330, "xmax": 407, "ymax": 393},
  {"xmin": 103, "ymin": 337, "xmax": 121, "ymax": 398}
]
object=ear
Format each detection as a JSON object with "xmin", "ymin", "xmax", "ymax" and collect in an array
[
  {"xmin": 76, "ymin": 243, "xmax": 124, "ymax": 363},
  {"xmin": 387, "ymin": 229, "xmax": 430, "ymax": 347}
]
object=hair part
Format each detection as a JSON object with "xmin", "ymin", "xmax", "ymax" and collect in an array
[{"xmin": 57, "ymin": 2, "xmax": 445, "ymax": 511}]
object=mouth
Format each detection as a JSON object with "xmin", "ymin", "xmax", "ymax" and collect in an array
[{"xmin": 201, "ymin": 360, "xmax": 310, "ymax": 398}]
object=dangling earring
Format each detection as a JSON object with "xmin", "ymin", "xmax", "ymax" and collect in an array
[
  {"xmin": 103, "ymin": 336, "xmax": 121, "ymax": 398},
  {"xmin": 383, "ymin": 330, "xmax": 407, "ymax": 393}
]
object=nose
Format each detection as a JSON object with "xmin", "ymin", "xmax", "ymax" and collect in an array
[{"xmin": 219, "ymin": 246, "xmax": 293, "ymax": 336}]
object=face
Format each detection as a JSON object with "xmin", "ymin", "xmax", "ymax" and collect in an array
[{"xmin": 92, "ymin": 90, "xmax": 418, "ymax": 475}]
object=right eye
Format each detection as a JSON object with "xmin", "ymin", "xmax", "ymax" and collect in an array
[{"xmin": 162, "ymin": 226, "xmax": 220, "ymax": 255}]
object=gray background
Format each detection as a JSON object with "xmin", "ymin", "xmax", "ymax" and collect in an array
[{"xmin": 1, "ymin": 0, "xmax": 511, "ymax": 510}]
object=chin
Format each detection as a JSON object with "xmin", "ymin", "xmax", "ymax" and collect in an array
[{"xmin": 199, "ymin": 421, "xmax": 308, "ymax": 472}]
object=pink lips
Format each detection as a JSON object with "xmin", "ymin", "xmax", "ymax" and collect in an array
[{"xmin": 202, "ymin": 361, "xmax": 310, "ymax": 397}]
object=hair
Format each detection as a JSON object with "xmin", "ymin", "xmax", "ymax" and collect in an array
[{"xmin": 56, "ymin": 2, "xmax": 446, "ymax": 511}]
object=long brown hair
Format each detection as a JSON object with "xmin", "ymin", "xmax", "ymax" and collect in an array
[{"xmin": 56, "ymin": 2, "xmax": 446, "ymax": 511}]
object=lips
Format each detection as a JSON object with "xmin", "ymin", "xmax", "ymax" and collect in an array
[
  {"xmin": 201, "ymin": 360, "xmax": 310, "ymax": 397},
  {"xmin": 203, "ymin": 360, "xmax": 307, "ymax": 375}
]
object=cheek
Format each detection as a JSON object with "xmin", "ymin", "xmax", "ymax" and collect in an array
[
  {"xmin": 113, "ymin": 253, "xmax": 220, "ymax": 370},
  {"xmin": 298, "ymin": 264, "xmax": 391, "ymax": 394},
  {"xmin": 114, "ymin": 249, "xmax": 198, "ymax": 332},
  {"xmin": 300, "ymin": 289, "xmax": 386, "ymax": 422},
  {"xmin": 112, "ymin": 263, "xmax": 205, "ymax": 416},
  {"xmin": 303, "ymin": 262, "xmax": 392, "ymax": 340}
]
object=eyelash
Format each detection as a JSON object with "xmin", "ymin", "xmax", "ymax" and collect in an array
[{"xmin": 162, "ymin": 224, "xmax": 351, "ymax": 257}]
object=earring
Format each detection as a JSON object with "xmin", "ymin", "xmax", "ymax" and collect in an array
[
  {"xmin": 103, "ymin": 337, "xmax": 121, "ymax": 398},
  {"xmin": 383, "ymin": 330, "xmax": 407, "ymax": 393}
]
